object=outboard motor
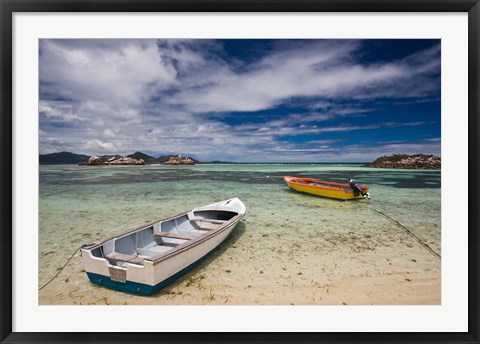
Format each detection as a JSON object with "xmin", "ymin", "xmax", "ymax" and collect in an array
[{"xmin": 349, "ymin": 179, "xmax": 370, "ymax": 199}]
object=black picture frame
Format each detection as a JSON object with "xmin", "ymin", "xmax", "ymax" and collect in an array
[{"xmin": 1, "ymin": 1, "xmax": 479, "ymax": 343}]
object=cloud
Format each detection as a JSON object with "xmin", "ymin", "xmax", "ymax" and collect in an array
[
  {"xmin": 81, "ymin": 139, "xmax": 116, "ymax": 153},
  {"xmin": 39, "ymin": 100, "xmax": 86, "ymax": 122},
  {"xmin": 40, "ymin": 39, "xmax": 177, "ymax": 106},
  {"xmin": 39, "ymin": 39, "xmax": 441, "ymax": 161},
  {"xmin": 103, "ymin": 129, "xmax": 116, "ymax": 138},
  {"xmin": 165, "ymin": 40, "xmax": 439, "ymax": 113},
  {"xmin": 237, "ymin": 138, "xmax": 441, "ymax": 163}
]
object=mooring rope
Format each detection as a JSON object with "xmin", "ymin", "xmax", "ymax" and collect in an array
[
  {"xmin": 38, "ymin": 243, "xmax": 93, "ymax": 291},
  {"xmin": 369, "ymin": 207, "xmax": 441, "ymax": 260}
]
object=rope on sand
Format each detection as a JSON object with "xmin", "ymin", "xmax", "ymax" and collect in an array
[
  {"xmin": 39, "ymin": 243, "xmax": 93, "ymax": 291},
  {"xmin": 369, "ymin": 207, "xmax": 441, "ymax": 260}
]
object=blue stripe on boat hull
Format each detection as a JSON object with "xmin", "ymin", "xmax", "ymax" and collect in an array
[{"xmin": 86, "ymin": 242, "xmax": 222, "ymax": 296}]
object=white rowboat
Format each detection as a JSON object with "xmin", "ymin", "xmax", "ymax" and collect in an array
[{"xmin": 80, "ymin": 198, "xmax": 246, "ymax": 295}]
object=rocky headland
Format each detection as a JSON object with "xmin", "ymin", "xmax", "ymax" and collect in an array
[
  {"xmin": 163, "ymin": 155, "xmax": 195, "ymax": 165},
  {"xmin": 366, "ymin": 154, "xmax": 441, "ymax": 169},
  {"xmin": 87, "ymin": 155, "xmax": 145, "ymax": 166}
]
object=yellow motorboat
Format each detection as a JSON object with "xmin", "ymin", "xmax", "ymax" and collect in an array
[{"xmin": 284, "ymin": 176, "xmax": 370, "ymax": 200}]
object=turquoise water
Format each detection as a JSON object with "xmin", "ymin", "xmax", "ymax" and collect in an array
[{"xmin": 38, "ymin": 163, "xmax": 441, "ymax": 304}]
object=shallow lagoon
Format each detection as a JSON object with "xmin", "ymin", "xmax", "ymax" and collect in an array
[{"xmin": 39, "ymin": 163, "xmax": 441, "ymax": 305}]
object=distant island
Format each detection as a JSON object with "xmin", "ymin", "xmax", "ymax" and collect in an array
[
  {"xmin": 366, "ymin": 154, "xmax": 441, "ymax": 169},
  {"xmin": 39, "ymin": 151, "xmax": 441, "ymax": 168},
  {"xmin": 39, "ymin": 151, "xmax": 200, "ymax": 165}
]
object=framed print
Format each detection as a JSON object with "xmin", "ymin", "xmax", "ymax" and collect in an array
[{"xmin": 1, "ymin": 1, "xmax": 479, "ymax": 343}]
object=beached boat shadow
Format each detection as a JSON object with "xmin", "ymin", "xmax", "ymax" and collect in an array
[{"xmin": 147, "ymin": 220, "xmax": 247, "ymax": 298}]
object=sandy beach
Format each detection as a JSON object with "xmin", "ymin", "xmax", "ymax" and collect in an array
[
  {"xmin": 39, "ymin": 166, "xmax": 441, "ymax": 305},
  {"xmin": 38, "ymin": 221, "xmax": 441, "ymax": 305}
]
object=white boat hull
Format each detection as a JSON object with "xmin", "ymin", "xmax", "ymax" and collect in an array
[{"xmin": 81, "ymin": 198, "xmax": 246, "ymax": 295}]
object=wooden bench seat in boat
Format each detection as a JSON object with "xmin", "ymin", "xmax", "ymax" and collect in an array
[
  {"xmin": 197, "ymin": 226, "xmax": 216, "ymax": 231},
  {"xmin": 155, "ymin": 231, "xmax": 198, "ymax": 240},
  {"xmin": 105, "ymin": 252, "xmax": 145, "ymax": 265},
  {"xmin": 136, "ymin": 246, "xmax": 174, "ymax": 257},
  {"xmin": 189, "ymin": 217, "xmax": 227, "ymax": 224}
]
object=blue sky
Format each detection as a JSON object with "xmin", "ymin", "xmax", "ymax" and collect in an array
[{"xmin": 39, "ymin": 39, "xmax": 440, "ymax": 162}]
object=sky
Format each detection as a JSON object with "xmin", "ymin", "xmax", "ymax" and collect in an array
[{"xmin": 39, "ymin": 39, "xmax": 441, "ymax": 163}]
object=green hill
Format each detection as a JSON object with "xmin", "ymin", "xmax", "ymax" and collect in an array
[
  {"xmin": 127, "ymin": 151, "xmax": 159, "ymax": 164},
  {"xmin": 39, "ymin": 151, "xmax": 90, "ymax": 164}
]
